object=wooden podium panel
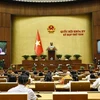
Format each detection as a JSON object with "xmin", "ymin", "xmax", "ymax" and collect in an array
[
  {"xmin": 19, "ymin": 60, "xmax": 87, "ymax": 71},
  {"xmin": 48, "ymin": 50, "xmax": 55, "ymax": 60}
]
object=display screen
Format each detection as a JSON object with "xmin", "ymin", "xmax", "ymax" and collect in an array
[{"xmin": 0, "ymin": 41, "xmax": 7, "ymax": 55}]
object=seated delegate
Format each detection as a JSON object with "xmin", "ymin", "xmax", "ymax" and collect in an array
[
  {"xmin": 8, "ymin": 74, "xmax": 38, "ymax": 100},
  {"xmin": 92, "ymin": 72, "xmax": 100, "ymax": 91}
]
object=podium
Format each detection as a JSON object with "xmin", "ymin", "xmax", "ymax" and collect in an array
[{"xmin": 48, "ymin": 50, "xmax": 56, "ymax": 60}]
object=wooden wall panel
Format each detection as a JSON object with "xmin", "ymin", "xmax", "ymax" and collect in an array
[
  {"xmin": 4, "ymin": 28, "xmax": 11, "ymax": 41},
  {"xmin": 0, "ymin": 1, "xmax": 99, "ymax": 15},
  {"xmin": 93, "ymin": 26, "xmax": 100, "ymax": 39},
  {"xmin": 93, "ymin": 10, "xmax": 100, "ymax": 59},
  {"xmin": 0, "ymin": 27, "xmax": 5, "ymax": 40},
  {"xmin": 0, "ymin": 13, "xmax": 3, "ymax": 26},
  {"xmin": 93, "ymin": 11, "xmax": 100, "ymax": 26},
  {"xmin": 0, "ymin": 13, "xmax": 11, "ymax": 68}
]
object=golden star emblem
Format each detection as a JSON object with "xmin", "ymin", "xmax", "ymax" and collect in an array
[{"xmin": 35, "ymin": 40, "xmax": 40, "ymax": 46}]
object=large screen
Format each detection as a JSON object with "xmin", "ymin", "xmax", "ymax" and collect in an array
[{"xmin": 0, "ymin": 41, "xmax": 7, "ymax": 55}]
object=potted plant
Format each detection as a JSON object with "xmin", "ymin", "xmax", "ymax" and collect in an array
[
  {"xmin": 32, "ymin": 66, "xmax": 37, "ymax": 71},
  {"xmin": 30, "ymin": 55, "xmax": 37, "ymax": 60},
  {"xmin": 22, "ymin": 55, "xmax": 29, "ymax": 60},
  {"xmin": 67, "ymin": 65, "xmax": 72, "ymax": 70},
  {"xmin": 80, "ymin": 66, "xmax": 85, "ymax": 71},
  {"xmin": 43, "ymin": 66, "xmax": 48, "ymax": 71},
  {"xmin": 8, "ymin": 66, "xmax": 13, "ymax": 70},
  {"xmin": 57, "ymin": 65, "xmax": 62, "ymax": 71},
  {"xmin": 0, "ymin": 66, "xmax": 3, "ymax": 70},
  {"xmin": 0, "ymin": 66, "xmax": 4, "ymax": 76},
  {"xmin": 43, "ymin": 66, "xmax": 48, "ymax": 73},
  {"xmin": 20, "ymin": 66, "xmax": 25, "ymax": 71},
  {"xmin": 64, "ymin": 54, "xmax": 72, "ymax": 60},
  {"xmin": 7, "ymin": 66, "xmax": 13, "ymax": 74},
  {"xmin": 56, "ymin": 54, "xmax": 62, "ymax": 60},
  {"xmin": 89, "ymin": 64, "xmax": 94, "ymax": 70},
  {"xmin": 73, "ymin": 54, "xmax": 81, "ymax": 60}
]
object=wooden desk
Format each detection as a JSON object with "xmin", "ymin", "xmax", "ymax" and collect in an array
[
  {"xmin": 0, "ymin": 92, "xmax": 28, "ymax": 100},
  {"xmin": 37, "ymin": 92, "xmax": 100, "ymax": 100},
  {"xmin": 26, "ymin": 84, "xmax": 35, "ymax": 90},
  {"xmin": 88, "ymin": 92, "xmax": 100, "ymax": 100},
  {"xmin": 37, "ymin": 92, "xmax": 52, "ymax": 100},
  {"xmin": 26, "ymin": 81, "xmax": 60, "ymax": 91},
  {"xmin": 55, "ymin": 84, "xmax": 69, "ymax": 91},
  {"xmin": 31, "ymin": 80, "xmax": 60, "ymax": 84},
  {"xmin": 26, "ymin": 83, "xmax": 96, "ymax": 91}
]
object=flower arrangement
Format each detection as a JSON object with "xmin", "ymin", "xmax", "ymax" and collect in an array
[
  {"xmin": 73, "ymin": 54, "xmax": 81, "ymax": 60},
  {"xmin": 22, "ymin": 55, "xmax": 29, "ymax": 60},
  {"xmin": 56, "ymin": 54, "xmax": 62, "ymax": 60},
  {"xmin": 80, "ymin": 66, "xmax": 85, "ymax": 70},
  {"xmin": 20, "ymin": 66, "xmax": 25, "ymax": 71},
  {"xmin": 30, "ymin": 55, "xmax": 37, "ymax": 60},
  {"xmin": 89, "ymin": 64, "xmax": 94, "ymax": 70},
  {"xmin": 0, "ymin": 66, "xmax": 3, "ymax": 70},
  {"xmin": 57, "ymin": 65, "xmax": 62, "ymax": 70},
  {"xmin": 67, "ymin": 65, "xmax": 72, "ymax": 70},
  {"xmin": 8, "ymin": 66, "xmax": 13, "ymax": 70},
  {"xmin": 64, "ymin": 54, "xmax": 72, "ymax": 60},
  {"xmin": 43, "ymin": 66, "xmax": 48, "ymax": 70},
  {"xmin": 32, "ymin": 66, "xmax": 37, "ymax": 71}
]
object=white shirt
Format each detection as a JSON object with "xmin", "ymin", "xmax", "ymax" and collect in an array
[
  {"xmin": 92, "ymin": 77, "xmax": 100, "ymax": 91},
  {"xmin": 63, "ymin": 81, "xmax": 72, "ymax": 89},
  {"xmin": 85, "ymin": 75, "xmax": 91, "ymax": 80},
  {"xmin": 8, "ymin": 84, "xmax": 37, "ymax": 100}
]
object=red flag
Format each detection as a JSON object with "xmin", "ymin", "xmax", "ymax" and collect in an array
[{"xmin": 34, "ymin": 30, "xmax": 43, "ymax": 56}]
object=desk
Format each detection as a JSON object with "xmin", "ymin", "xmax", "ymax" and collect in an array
[
  {"xmin": 37, "ymin": 92, "xmax": 52, "ymax": 100},
  {"xmin": 88, "ymin": 92, "xmax": 100, "ymax": 100},
  {"xmin": 37, "ymin": 92, "xmax": 100, "ymax": 100},
  {"xmin": 55, "ymin": 84, "xmax": 69, "ymax": 91},
  {"xmin": 26, "ymin": 81, "xmax": 60, "ymax": 91},
  {"xmin": 31, "ymin": 80, "xmax": 59, "ymax": 84},
  {"xmin": 26, "ymin": 83, "xmax": 96, "ymax": 91}
]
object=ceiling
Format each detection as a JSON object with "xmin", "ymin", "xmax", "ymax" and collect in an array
[{"xmin": 3, "ymin": 0, "xmax": 87, "ymax": 3}]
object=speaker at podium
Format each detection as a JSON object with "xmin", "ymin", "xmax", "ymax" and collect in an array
[{"xmin": 46, "ymin": 42, "xmax": 57, "ymax": 60}]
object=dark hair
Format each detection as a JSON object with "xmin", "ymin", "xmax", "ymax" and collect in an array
[
  {"xmin": 97, "ymin": 72, "xmax": 100, "ymax": 76},
  {"xmin": 71, "ymin": 70, "xmax": 77, "ymax": 76},
  {"xmin": 89, "ymin": 70, "xmax": 93, "ymax": 73},
  {"xmin": 18, "ymin": 74, "xmax": 28, "ymax": 85},
  {"xmin": 33, "ymin": 70, "xmax": 38, "ymax": 75},
  {"xmin": 8, "ymin": 75, "xmax": 17, "ymax": 82},
  {"xmin": 39, "ymin": 71, "xmax": 43, "ymax": 76},
  {"xmin": 24, "ymin": 71, "xmax": 29, "ymax": 77},
  {"xmin": 44, "ymin": 71, "xmax": 52, "ymax": 81},
  {"xmin": 90, "ymin": 74, "xmax": 96, "ymax": 79},
  {"xmin": 72, "ymin": 74, "xmax": 79, "ymax": 81}
]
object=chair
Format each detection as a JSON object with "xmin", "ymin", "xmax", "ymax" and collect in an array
[
  {"xmin": 35, "ymin": 82, "xmax": 55, "ymax": 91},
  {"xmin": 0, "ymin": 92, "xmax": 28, "ymax": 100},
  {"xmin": 70, "ymin": 81, "xmax": 90, "ymax": 91},
  {"xmin": 53, "ymin": 76, "xmax": 62, "ymax": 81},
  {"xmin": 53, "ymin": 92, "xmax": 88, "ymax": 100},
  {"xmin": 0, "ymin": 82, "xmax": 18, "ymax": 91}
]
